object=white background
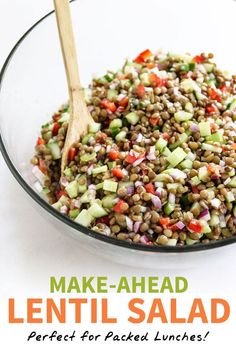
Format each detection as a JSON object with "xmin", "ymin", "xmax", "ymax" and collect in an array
[{"xmin": 1, "ymin": 0, "xmax": 236, "ymax": 353}]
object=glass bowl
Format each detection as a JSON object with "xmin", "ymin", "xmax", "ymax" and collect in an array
[{"xmin": 1, "ymin": 0, "xmax": 236, "ymax": 268}]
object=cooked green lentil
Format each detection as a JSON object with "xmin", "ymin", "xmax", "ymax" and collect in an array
[{"xmin": 31, "ymin": 49, "xmax": 236, "ymax": 247}]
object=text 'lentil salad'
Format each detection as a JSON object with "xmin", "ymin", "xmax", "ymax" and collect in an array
[{"xmin": 31, "ymin": 49, "xmax": 236, "ymax": 247}]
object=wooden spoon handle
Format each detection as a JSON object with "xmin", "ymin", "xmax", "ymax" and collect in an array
[
  {"xmin": 54, "ymin": 0, "xmax": 93, "ymax": 172},
  {"xmin": 53, "ymin": 0, "xmax": 81, "ymax": 101}
]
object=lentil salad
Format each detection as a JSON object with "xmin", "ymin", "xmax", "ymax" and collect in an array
[{"xmin": 31, "ymin": 49, "xmax": 236, "ymax": 247}]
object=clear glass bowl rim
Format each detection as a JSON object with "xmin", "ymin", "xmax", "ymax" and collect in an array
[{"xmin": 1, "ymin": 0, "xmax": 235, "ymax": 253}]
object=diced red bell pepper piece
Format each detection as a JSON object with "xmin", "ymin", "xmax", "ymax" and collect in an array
[
  {"xmin": 149, "ymin": 116, "xmax": 159, "ymax": 126},
  {"xmin": 149, "ymin": 73, "xmax": 167, "ymax": 87},
  {"xmin": 146, "ymin": 62, "xmax": 156, "ymax": 69},
  {"xmin": 38, "ymin": 158, "xmax": 47, "ymax": 174},
  {"xmin": 113, "ymin": 199, "xmax": 127, "ymax": 213},
  {"xmin": 112, "ymin": 168, "xmax": 124, "ymax": 179},
  {"xmin": 37, "ymin": 137, "xmax": 45, "ymax": 145},
  {"xmin": 193, "ymin": 55, "xmax": 205, "ymax": 63},
  {"xmin": 134, "ymin": 49, "xmax": 152, "ymax": 63},
  {"xmin": 206, "ymin": 104, "xmax": 217, "ymax": 114},
  {"xmin": 191, "ymin": 186, "xmax": 199, "ymax": 194},
  {"xmin": 69, "ymin": 147, "xmax": 77, "ymax": 161},
  {"xmin": 56, "ymin": 189, "xmax": 68, "ymax": 201},
  {"xmin": 162, "ymin": 133, "xmax": 170, "ymax": 141},
  {"xmin": 209, "ymin": 88, "xmax": 221, "ymax": 102},
  {"xmin": 109, "ymin": 149, "xmax": 119, "ymax": 161},
  {"xmin": 53, "ymin": 113, "xmax": 60, "ymax": 122},
  {"xmin": 188, "ymin": 220, "xmax": 203, "ymax": 233},
  {"xmin": 169, "ymin": 223, "xmax": 179, "ymax": 232},
  {"xmin": 125, "ymin": 153, "xmax": 138, "ymax": 164},
  {"xmin": 52, "ymin": 123, "xmax": 61, "ymax": 136},
  {"xmin": 144, "ymin": 183, "xmax": 155, "ymax": 194},
  {"xmin": 101, "ymin": 98, "xmax": 117, "ymax": 112},
  {"xmin": 119, "ymin": 96, "xmax": 129, "ymax": 107},
  {"xmin": 159, "ymin": 217, "xmax": 170, "ymax": 227},
  {"xmin": 137, "ymin": 84, "xmax": 146, "ymax": 98},
  {"xmin": 96, "ymin": 216, "xmax": 110, "ymax": 225}
]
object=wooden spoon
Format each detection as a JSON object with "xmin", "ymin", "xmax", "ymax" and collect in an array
[{"xmin": 53, "ymin": 0, "xmax": 94, "ymax": 173}]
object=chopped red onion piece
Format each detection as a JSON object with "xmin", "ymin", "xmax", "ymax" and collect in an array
[
  {"xmin": 136, "ymin": 133, "xmax": 143, "ymax": 143},
  {"xmin": 198, "ymin": 209, "xmax": 209, "ymax": 218},
  {"xmin": 168, "ymin": 193, "xmax": 175, "ymax": 204},
  {"xmin": 140, "ymin": 235, "xmax": 150, "ymax": 244},
  {"xmin": 219, "ymin": 214, "xmax": 226, "ymax": 227},
  {"xmin": 125, "ymin": 216, "xmax": 133, "ymax": 232},
  {"xmin": 190, "ymin": 124, "xmax": 199, "ymax": 132},
  {"xmin": 106, "ymin": 145, "xmax": 111, "ymax": 153},
  {"xmin": 60, "ymin": 205, "xmax": 68, "ymax": 214},
  {"xmin": 88, "ymin": 184, "xmax": 96, "ymax": 191},
  {"xmin": 151, "ymin": 195, "xmax": 162, "ymax": 209},
  {"xmin": 60, "ymin": 176, "xmax": 69, "ymax": 187},
  {"xmin": 135, "ymin": 181, "xmax": 143, "ymax": 187},
  {"xmin": 87, "ymin": 164, "xmax": 94, "ymax": 175},
  {"xmin": 133, "ymin": 157, "xmax": 145, "ymax": 167},
  {"xmin": 74, "ymin": 199, "xmax": 81, "ymax": 208},
  {"xmin": 32, "ymin": 166, "xmax": 46, "ymax": 185},
  {"xmin": 155, "ymin": 187, "xmax": 163, "ymax": 197},
  {"xmin": 134, "ymin": 221, "xmax": 141, "ymax": 233},
  {"xmin": 176, "ymin": 221, "xmax": 185, "ymax": 230},
  {"xmin": 94, "ymin": 145, "xmax": 102, "ymax": 152},
  {"xmin": 126, "ymin": 186, "xmax": 134, "ymax": 195},
  {"xmin": 224, "ymin": 177, "xmax": 231, "ymax": 185},
  {"xmin": 211, "ymin": 198, "xmax": 221, "ymax": 209}
]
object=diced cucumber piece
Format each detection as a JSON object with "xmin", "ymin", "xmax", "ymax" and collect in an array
[
  {"xmin": 203, "ymin": 63, "xmax": 214, "ymax": 73},
  {"xmin": 166, "ymin": 239, "xmax": 177, "ymax": 246},
  {"xmin": 84, "ymin": 88, "xmax": 92, "ymax": 103},
  {"xmin": 200, "ymin": 220, "xmax": 211, "ymax": 234},
  {"xmin": 229, "ymin": 169, "xmax": 235, "ymax": 177},
  {"xmin": 190, "ymin": 202, "xmax": 201, "ymax": 216},
  {"xmin": 228, "ymin": 177, "xmax": 236, "ymax": 187},
  {"xmin": 77, "ymin": 175, "xmax": 88, "ymax": 194},
  {"xmin": 169, "ymin": 133, "xmax": 188, "ymax": 149},
  {"xmin": 102, "ymin": 194, "xmax": 117, "ymax": 208},
  {"xmin": 163, "ymin": 147, "xmax": 171, "ymax": 157},
  {"xmin": 186, "ymin": 237, "xmax": 199, "ymax": 245},
  {"xmin": 201, "ymin": 143, "xmax": 222, "ymax": 153},
  {"xmin": 230, "ymin": 99, "xmax": 236, "ymax": 110},
  {"xmin": 115, "ymin": 131, "xmax": 127, "ymax": 141},
  {"xmin": 209, "ymin": 213, "xmax": 220, "ymax": 226},
  {"xmin": 185, "ymin": 102, "xmax": 194, "ymax": 113},
  {"xmin": 140, "ymin": 73, "xmax": 150, "ymax": 86},
  {"xmin": 118, "ymin": 181, "xmax": 134, "ymax": 189},
  {"xmin": 180, "ymin": 159, "xmax": 193, "ymax": 170},
  {"xmin": 69, "ymin": 209, "xmax": 80, "ymax": 219},
  {"xmin": 81, "ymin": 152, "xmax": 96, "ymax": 162},
  {"xmin": 180, "ymin": 79, "xmax": 200, "ymax": 92},
  {"xmin": 199, "ymin": 122, "xmax": 211, "ymax": 137},
  {"xmin": 198, "ymin": 166, "xmax": 209, "ymax": 182},
  {"xmin": 42, "ymin": 187, "xmax": 50, "ymax": 194},
  {"xmin": 58, "ymin": 195, "xmax": 68, "ymax": 204},
  {"xmin": 164, "ymin": 202, "xmax": 175, "ymax": 215},
  {"xmin": 174, "ymin": 111, "xmax": 193, "ymax": 122},
  {"xmin": 64, "ymin": 167, "xmax": 73, "ymax": 178},
  {"xmin": 120, "ymin": 79, "xmax": 130, "ymax": 88},
  {"xmin": 111, "ymin": 127, "xmax": 120, "ymax": 137},
  {"xmin": 108, "ymin": 161, "xmax": 116, "ymax": 170},
  {"xmin": 52, "ymin": 201, "xmax": 62, "ymax": 211},
  {"xmin": 92, "ymin": 166, "xmax": 108, "ymax": 175},
  {"xmin": 208, "ymin": 132, "xmax": 224, "ymax": 143},
  {"xmin": 191, "ymin": 176, "xmax": 201, "ymax": 186},
  {"xmin": 126, "ymin": 112, "xmax": 139, "ymax": 125},
  {"xmin": 89, "ymin": 122, "xmax": 101, "ymax": 133},
  {"xmin": 167, "ymin": 147, "xmax": 187, "ymax": 167},
  {"xmin": 167, "ymin": 183, "xmax": 181, "ymax": 190},
  {"xmin": 104, "ymin": 72, "xmax": 114, "ymax": 82},
  {"xmin": 156, "ymin": 137, "xmax": 168, "ymax": 152},
  {"xmin": 103, "ymin": 180, "xmax": 118, "ymax": 192},
  {"xmin": 82, "ymin": 133, "xmax": 94, "ymax": 144},
  {"xmin": 80, "ymin": 190, "xmax": 95, "ymax": 204},
  {"xmin": 109, "ymin": 119, "xmax": 122, "ymax": 129},
  {"xmin": 226, "ymin": 191, "xmax": 235, "ymax": 202},
  {"xmin": 47, "ymin": 141, "xmax": 61, "ymax": 160},
  {"xmin": 107, "ymin": 89, "xmax": 118, "ymax": 101},
  {"xmin": 88, "ymin": 203, "xmax": 108, "ymax": 218},
  {"xmin": 75, "ymin": 209, "xmax": 94, "ymax": 227},
  {"xmin": 65, "ymin": 180, "xmax": 79, "ymax": 198},
  {"xmin": 95, "ymin": 182, "xmax": 104, "ymax": 190},
  {"xmin": 195, "ymin": 91, "xmax": 207, "ymax": 100},
  {"xmin": 58, "ymin": 112, "xmax": 70, "ymax": 123}
]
